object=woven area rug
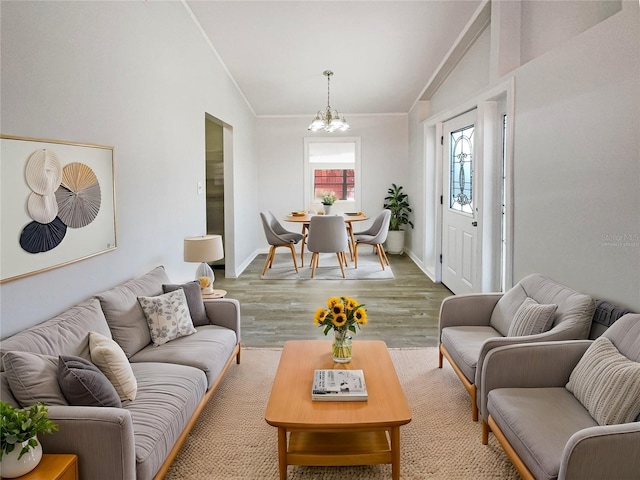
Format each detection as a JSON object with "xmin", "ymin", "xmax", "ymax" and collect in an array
[
  {"xmin": 261, "ymin": 251, "xmax": 394, "ymax": 280},
  {"xmin": 165, "ymin": 348, "xmax": 518, "ymax": 479}
]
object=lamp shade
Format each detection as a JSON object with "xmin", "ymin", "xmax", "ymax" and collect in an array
[{"xmin": 184, "ymin": 235, "xmax": 224, "ymax": 263}]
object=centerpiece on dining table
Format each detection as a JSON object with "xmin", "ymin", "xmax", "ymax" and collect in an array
[{"xmin": 314, "ymin": 296, "xmax": 367, "ymax": 363}]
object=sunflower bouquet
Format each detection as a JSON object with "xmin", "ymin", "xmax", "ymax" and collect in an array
[
  {"xmin": 314, "ymin": 296, "xmax": 367, "ymax": 335},
  {"xmin": 314, "ymin": 297, "xmax": 367, "ymax": 362}
]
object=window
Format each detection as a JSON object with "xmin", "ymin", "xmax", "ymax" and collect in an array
[
  {"xmin": 304, "ymin": 138, "xmax": 361, "ymax": 211},
  {"xmin": 449, "ymin": 124, "xmax": 474, "ymax": 214}
]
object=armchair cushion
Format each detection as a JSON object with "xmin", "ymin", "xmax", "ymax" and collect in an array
[
  {"xmin": 489, "ymin": 283, "xmax": 527, "ymax": 336},
  {"xmin": 566, "ymin": 336, "xmax": 640, "ymax": 425},
  {"xmin": 507, "ymin": 297, "xmax": 557, "ymax": 337},
  {"xmin": 440, "ymin": 326, "xmax": 500, "ymax": 382},
  {"xmin": 488, "ymin": 387, "xmax": 598, "ymax": 480}
]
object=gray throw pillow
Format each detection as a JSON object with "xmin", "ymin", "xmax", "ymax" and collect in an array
[
  {"xmin": 567, "ymin": 336, "xmax": 640, "ymax": 426},
  {"xmin": 163, "ymin": 281, "xmax": 210, "ymax": 327},
  {"xmin": 58, "ymin": 355, "xmax": 121, "ymax": 408},
  {"xmin": 507, "ymin": 297, "xmax": 557, "ymax": 337},
  {"xmin": 2, "ymin": 351, "xmax": 67, "ymax": 407}
]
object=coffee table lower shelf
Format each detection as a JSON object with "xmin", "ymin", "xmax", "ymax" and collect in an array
[{"xmin": 287, "ymin": 429, "xmax": 393, "ymax": 466}]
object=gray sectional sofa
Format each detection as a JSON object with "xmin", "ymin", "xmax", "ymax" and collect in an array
[{"xmin": 0, "ymin": 266, "xmax": 241, "ymax": 480}]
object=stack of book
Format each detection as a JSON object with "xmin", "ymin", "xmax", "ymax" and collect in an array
[{"xmin": 312, "ymin": 369, "xmax": 368, "ymax": 402}]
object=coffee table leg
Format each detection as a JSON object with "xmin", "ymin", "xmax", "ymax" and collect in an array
[
  {"xmin": 390, "ymin": 426, "xmax": 400, "ymax": 480},
  {"xmin": 277, "ymin": 427, "xmax": 288, "ymax": 480}
]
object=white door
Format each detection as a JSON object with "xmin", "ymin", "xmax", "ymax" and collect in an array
[{"xmin": 442, "ymin": 110, "xmax": 479, "ymax": 294}]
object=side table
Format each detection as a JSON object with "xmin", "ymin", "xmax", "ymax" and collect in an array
[
  {"xmin": 10, "ymin": 454, "xmax": 78, "ymax": 480},
  {"xmin": 202, "ymin": 289, "xmax": 227, "ymax": 299}
]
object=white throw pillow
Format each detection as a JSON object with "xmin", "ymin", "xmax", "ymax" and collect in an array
[
  {"xmin": 138, "ymin": 289, "xmax": 196, "ymax": 347},
  {"xmin": 507, "ymin": 297, "xmax": 557, "ymax": 337},
  {"xmin": 89, "ymin": 331, "xmax": 138, "ymax": 401},
  {"xmin": 567, "ymin": 336, "xmax": 640, "ymax": 426}
]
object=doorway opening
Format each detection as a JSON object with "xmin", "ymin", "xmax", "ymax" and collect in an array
[{"xmin": 205, "ymin": 115, "xmax": 224, "ymax": 268}]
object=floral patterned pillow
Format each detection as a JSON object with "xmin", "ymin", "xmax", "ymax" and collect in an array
[{"xmin": 138, "ymin": 289, "xmax": 196, "ymax": 346}]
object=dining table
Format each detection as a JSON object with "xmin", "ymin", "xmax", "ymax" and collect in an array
[{"xmin": 284, "ymin": 212, "xmax": 369, "ymax": 265}]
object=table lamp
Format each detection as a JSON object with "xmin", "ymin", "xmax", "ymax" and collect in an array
[{"xmin": 184, "ymin": 235, "xmax": 224, "ymax": 294}]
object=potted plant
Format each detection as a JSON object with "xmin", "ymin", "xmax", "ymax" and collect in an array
[
  {"xmin": 1, "ymin": 401, "xmax": 58, "ymax": 478},
  {"xmin": 320, "ymin": 190, "xmax": 338, "ymax": 214},
  {"xmin": 383, "ymin": 183, "xmax": 414, "ymax": 254}
]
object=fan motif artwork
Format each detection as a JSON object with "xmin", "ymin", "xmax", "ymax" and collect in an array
[
  {"xmin": 19, "ymin": 217, "xmax": 67, "ymax": 253},
  {"xmin": 56, "ymin": 162, "xmax": 102, "ymax": 228},
  {"xmin": 19, "ymin": 150, "xmax": 101, "ymax": 254}
]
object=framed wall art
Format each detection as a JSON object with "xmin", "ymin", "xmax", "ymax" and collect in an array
[{"xmin": 1, "ymin": 134, "xmax": 117, "ymax": 283}]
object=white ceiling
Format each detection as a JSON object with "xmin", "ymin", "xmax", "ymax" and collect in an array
[{"xmin": 186, "ymin": 1, "xmax": 483, "ymax": 116}]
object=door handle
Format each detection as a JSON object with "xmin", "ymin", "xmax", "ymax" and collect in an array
[{"xmin": 471, "ymin": 221, "xmax": 478, "ymax": 227}]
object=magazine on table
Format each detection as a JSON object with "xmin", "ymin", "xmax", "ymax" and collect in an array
[{"xmin": 312, "ymin": 369, "xmax": 368, "ymax": 401}]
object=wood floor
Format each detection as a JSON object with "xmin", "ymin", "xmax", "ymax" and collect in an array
[{"xmin": 212, "ymin": 253, "xmax": 452, "ymax": 348}]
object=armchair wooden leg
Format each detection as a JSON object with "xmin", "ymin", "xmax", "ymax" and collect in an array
[
  {"xmin": 482, "ymin": 420, "xmax": 490, "ymax": 445},
  {"xmin": 471, "ymin": 386, "xmax": 478, "ymax": 422},
  {"xmin": 354, "ymin": 243, "xmax": 360, "ymax": 268},
  {"xmin": 438, "ymin": 344, "xmax": 443, "ymax": 368}
]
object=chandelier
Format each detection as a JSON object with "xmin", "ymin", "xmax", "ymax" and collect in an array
[{"xmin": 308, "ymin": 70, "xmax": 351, "ymax": 132}]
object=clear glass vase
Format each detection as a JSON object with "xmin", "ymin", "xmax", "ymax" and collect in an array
[{"xmin": 332, "ymin": 329, "xmax": 352, "ymax": 363}]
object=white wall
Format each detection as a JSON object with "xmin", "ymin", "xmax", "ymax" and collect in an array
[
  {"xmin": 0, "ymin": 1, "xmax": 259, "ymax": 337},
  {"xmin": 511, "ymin": 4, "xmax": 639, "ymax": 308},
  {"xmin": 410, "ymin": 1, "xmax": 639, "ymax": 310},
  {"xmin": 256, "ymin": 114, "xmax": 409, "ymax": 249}
]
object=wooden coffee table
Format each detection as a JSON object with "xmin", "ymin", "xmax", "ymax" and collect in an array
[{"xmin": 265, "ymin": 340, "xmax": 411, "ymax": 479}]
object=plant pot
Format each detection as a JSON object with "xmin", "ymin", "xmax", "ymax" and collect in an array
[
  {"xmin": 385, "ymin": 230, "xmax": 405, "ymax": 255},
  {"xmin": 0, "ymin": 436, "xmax": 43, "ymax": 478},
  {"xmin": 323, "ymin": 204, "xmax": 332, "ymax": 214}
]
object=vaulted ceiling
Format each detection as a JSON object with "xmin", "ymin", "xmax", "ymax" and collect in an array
[{"xmin": 186, "ymin": 1, "xmax": 483, "ymax": 116}]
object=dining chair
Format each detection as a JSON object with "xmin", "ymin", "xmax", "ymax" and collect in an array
[
  {"xmin": 260, "ymin": 211, "xmax": 304, "ymax": 276},
  {"xmin": 307, "ymin": 216, "xmax": 349, "ymax": 279},
  {"xmin": 353, "ymin": 209, "xmax": 391, "ymax": 269}
]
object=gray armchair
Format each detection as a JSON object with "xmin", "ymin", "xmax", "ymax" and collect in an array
[
  {"xmin": 438, "ymin": 273, "xmax": 596, "ymax": 421},
  {"xmin": 353, "ymin": 209, "xmax": 391, "ymax": 270},
  {"xmin": 260, "ymin": 211, "xmax": 304, "ymax": 276},
  {"xmin": 307, "ymin": 215, "xmax": 349, "ymax": 279},
  {"xmin": 480, "ymin": 313, "xmax": 640, "ymax": 480}
]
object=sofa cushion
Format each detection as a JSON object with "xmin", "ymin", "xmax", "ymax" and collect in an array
[
  {"xmin": 138, "ymin": 290, "xmax": 197, "ymax": 346},
  {"xmin": 2, "ymin": 351, "xmax": 67, "ymax": 407},
  {"xmin": 440, "ymin": 326, "xmax": 500, "ymax": 383},
  {"xmin": 126, "ymin": 362, "xmax": 207, "ymax": 480},
  {"xmin": 163, "ymin": 281, "xmax": 209, "ymax": 327},
  {"xmin": 0, "ymin": 299, "xmax": 111, "ymax": 369},
  {"xmin": 488, "ymin": 387, "xmax": 597, "ymax": 480},
  {"xmin": 507, "ymin": 297, "xmax": 557, "ymax": 337},
  {"xmin": 129, "ymin": 325, "xmax": 237, "ymax": 389},
  {"xmin": 58, "ymin": 355, "xmax": 121, "ymax": 407},
  {"xmin": 566, "ymin": 336, "xmax": 640, "ymax": 425},
  {"xmin": 96, "ymin": 266, "xmax": 170, "ymax": 358},
  {"xmin": 89, "ymin": 331, "xmax": 137, "ymax": 401}
]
